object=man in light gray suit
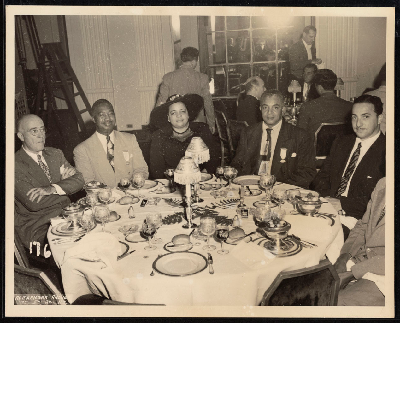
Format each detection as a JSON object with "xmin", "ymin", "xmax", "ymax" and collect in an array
[{"xmin": 74, "ymin": 99, "xmax": 149, "ymax": 188}]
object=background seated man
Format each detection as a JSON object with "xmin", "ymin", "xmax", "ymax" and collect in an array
[
  {"xmin": 311, "ymin": 95, "xmax": 385, "ymax": 237},
  {"xmin": 297, "ymin": 69, "xmax": 352, "ymax": 137},
  {"xmin": 74, "ymin": 99, "xmax": 148, "ymax": 188},
  {"xmin": 334, "ymin": 178, "xmax": 385, "ymax": 306},
  {"xmin": 236, "ymin": 76, "xmax": 265, "ymax": 127},
  {"xmin": 149, "ymin": 94, "xmax": 221, "ymax": 179},
  {"xmin": 231, "ymin": 90, "xmax": 316, "ymax": 189},
  {"xmin": 15, "ymin": 114, "xmax": 84, "ymax": 250}
]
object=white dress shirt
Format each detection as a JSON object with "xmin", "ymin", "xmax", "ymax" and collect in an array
[
  {"xmin": 340, "ymin": 132, "xmax": 381, "ymax": 197},
  {"xmin": 22, "ymin": 146, "xmax": 65, "ymax": 195},
  {"xmin": 258, "ymin": 119, "xmax": 282, "ymax": 174},
  {"xmin": 302, "ymin": 39, "xmax": 312, "ymax": 60},
  {"xmin": 303, "ymin": 82, "xmax": 310, "ymax": 100},
  {"xmin": 96, "ymin": 130, "xmax": 115, "ymax": 154}
]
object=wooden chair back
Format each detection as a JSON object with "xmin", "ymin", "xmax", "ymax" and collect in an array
[{"xmin": 260, "ymin": 259, "xmax": 340, "ymax": 306}]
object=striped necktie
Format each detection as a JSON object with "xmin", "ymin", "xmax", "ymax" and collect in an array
[
  {"xmin": 376, "ymin": 206, "xmax": 385, "ymax": 226},
  {"xmin": 107, "ymin": 135, "xmax": 115, "ymax": 171},
  {"xmin": 37, "ymin": 154, "xmax": 52, "ymax": 183},
  {"xmin": 261, "ymin": 129, "xmax": 272, "ymax": 161},
  {"xmin": 336, "ymin": 142, "xmax": 362, "ymax": 197}
]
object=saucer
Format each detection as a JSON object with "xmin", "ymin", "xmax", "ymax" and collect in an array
[{"xmin": 164, "ymin": 242, "xmax": 193, "ymax": 253}]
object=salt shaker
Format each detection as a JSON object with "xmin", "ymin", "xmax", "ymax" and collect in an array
[
  {"xmin": 128, "ymin": 206, "xmax": 135, "ymax": 219},
  {"xmin": 232, "ymin": 214, "xmax": 242, "ymax": 227}
]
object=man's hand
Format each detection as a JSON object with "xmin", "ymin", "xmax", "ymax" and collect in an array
[
  {"xmin": 325, "ymin": 196, "xmax": 342, "ymax": 212},
  {"xmin": 333, "ymin": 253, "xmax": 352, "ymax": 274},
  {"xmin": 26, "ymin": 185, "xmax": 56, "ymax": 203},
  {"xmin": 312, "ymin": 58, "xmax": 322, "ymax": 65},
  {"xmin": 338, "ymin": 271, "xmax": 355, "ymax": 290},
  {"xmin": 61, "ymin": 165, "xmax": 77, "ymax": 180}
]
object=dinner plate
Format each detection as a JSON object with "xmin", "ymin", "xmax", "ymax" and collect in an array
[
  {"xmin": 200, "ymin": 173, "xmax": 213, "ymax": 182},
  {"xmin": 51, "ymin": 221, "xmax": 95, "ymax": 237},
  {"xmin": 253, "ymin": 200, "xmax": 278, "ymax": 208},
  {"xmin": 78, "ymin": 197, "xmax": 116, "ymax": 206},
  {"xmin": 125, "ymin": 232, "xmax": 147, "ymax": 243},
  {"xmin": 152, "ymin": 252, "xmax": 208, "ymax": 277},
  {"xmin": 126, "ymin": 180, "xmax": 158, "ymax": 195},
  {"xmin": 164, "ymin": 242, "xmax": 193, "ymax": 253},
  {"xmin": 232, "ymin": 175, "xmax": 260, "ymax": 187}
]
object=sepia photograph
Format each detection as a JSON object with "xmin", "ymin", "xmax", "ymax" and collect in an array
[{"xmin": 5, "ymin": 5, "xmax": 395, "ymax": 318}]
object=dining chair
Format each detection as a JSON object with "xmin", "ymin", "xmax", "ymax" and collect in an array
[
  {"xmin": 314, "ymin": 122, "xmax": 346, "ymax": 169},
  {"xmin": 14, "ymin": 264, "xmax": 68, "ymax": 305},
  {"xmin": 72, "ymin": 293, "xmax": 165, "ymax": 306},
  {"xmin": 260, "ymin": 259, "xmax": 340, "ymax": 306},
  {"xmin": 227, "ymin": 119, "xmax": 248, "ymax": 158},
  {"xmin": 215, "ymin": 109, "xmax": 234, "ymax": 166}
]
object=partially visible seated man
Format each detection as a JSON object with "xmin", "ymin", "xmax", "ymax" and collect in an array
[
  {"xmin": 74, "ymin": 99, "xmax": 149, "ymax": 188},
  {"xmin": 15, "ymin": 114, "xmax": 84, "ymax": 249},
  {"xmin": 149, "ymin": 94, "xmax": 221, "ymax": 179},
  {"xmin": 334, "ymin": 178, "xmax": 385, "ymax": 306},
  {"xmin": 311, "ymin": 95, "xmax": 386, "ymax": 233},
  {"xmin": 231, "ymin": 90, "xmax": 316, "ymax": 189},
  {"xmin": 236, "ymin": 76, "xmax": 265, "ymax": 126},
  {"xmin": 299, "ymin": 63, "xmax": 319, "ymax": 103}
]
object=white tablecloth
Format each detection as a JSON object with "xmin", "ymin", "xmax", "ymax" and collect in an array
[{"xmin": 49, "ymin": 180, "xmax": 343, "ymax": 305}]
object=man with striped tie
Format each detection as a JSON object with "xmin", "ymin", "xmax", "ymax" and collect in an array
[
  {"xmin": 15, "ymin": 114, "xmax": 85, "ymax": 249},
  {"xmin": 74, "ymin": 99, "xmax": 148, "ymax": 188},
  {"xmin": 311, "ymin": 94, "xmax": 386, "ymax": 238},
  {"xmin": 334, "ymin": 178, "xmax": 386, "ymax": 306}
]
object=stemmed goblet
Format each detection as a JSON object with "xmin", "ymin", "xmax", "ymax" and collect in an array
[
  {"xmin": 164, "ymin": 169, "xmax": 175, "ymax": 193},
  {"xmin": 119, "ymin": 177, "xmax": 130, "ymax": 194},
  {"xmin": 142, "ymin": 218, "xmax": 158, "ymax": 251},
  {"xmin": 146, "ymin": 212, "xmax": 163, "ymax": 244},
  {"xmin": 86, "ymin": 192, "xmax": 98, "ymax": 212},
  {"xmin": 79, "ymin": 212, "xmax": 95, "ymax": 234},
  {"xmin": 215, "ymin": 166, "xmax": 225, "ymax": 184},
  {"xmin": 94, "ymin": 205, "xmax": 110, "ymax": 232},
  {"xmin": 132, "ymin": 172, "xmax": 146, "ymax": 198},
  {"xmin": 259, "ymin": 173, "xmax": 276, "ymax": 204},
  {"xmin": 199, "ymin": 217, "xmax": 217, "ymax": 251},
  {"xmin": 254, "ymin": 204, "xmax": 272, "ymax": 228},
  {"xmin": 98, "ymin": 187, "xmax": 112, "ymax": 204},
  {"xmin": 216, "ymin": 224, "xmax": 230, "ymax": 255},
  {"xmin": 272, "ymin": 188, "xmax": 287, "ymax": 210},
  {"xmin": 223, "ymin": 166, "xmax": 238, "ymax": 191},
  {"xmin": 286, "ymin": 189, "xmax": 301, "ymax": 214}
]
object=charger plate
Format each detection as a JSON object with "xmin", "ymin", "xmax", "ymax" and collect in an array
[
  {"xmin": 152, "ymin": 252, "xmax": 207, "ymax": 277},
  {"xmin": 232, "ymin": 175, "xmax": 260, "ymax": 187},
  {"xmin": 51, "ymin": 221, "xmax": 95, "ymax": 237}
]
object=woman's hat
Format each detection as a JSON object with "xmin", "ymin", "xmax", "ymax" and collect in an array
[{"xmin": 150, "ymin": 93, "xmax": 204, "ymax": 129}]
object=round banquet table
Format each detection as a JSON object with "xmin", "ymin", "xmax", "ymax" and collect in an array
[{"xmin": 49, "ymin": 179, "xmax": 344, "ymax": 306}]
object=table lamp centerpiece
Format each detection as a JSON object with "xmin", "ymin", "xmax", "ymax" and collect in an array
[{"xmin": 287, "ymin": 80, "xmax": 302, "ymax": 105}]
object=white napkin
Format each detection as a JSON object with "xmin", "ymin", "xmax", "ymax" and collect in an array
[
  {"xmin": 284, "ymin": 214, "xmax": 331, "ymax": 243},
  {"xmin": 230, "ymin": 241, "xmax": 275, "ymax": 269},
  {"xmin": 62, "ymin": 232, "xmax": 120, "ymax": 269}
]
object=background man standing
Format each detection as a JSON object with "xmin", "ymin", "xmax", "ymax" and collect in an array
[{"xmin": 156, "ymin": 47, "xmax": 215, "ymax": 133}]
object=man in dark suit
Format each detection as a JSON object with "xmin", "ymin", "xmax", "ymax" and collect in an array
[
  {"xmin": 236, "ymin": 76, "xmax": 265, "ymax": 126},
  {"xmin": 287, "ymin": 63, "xmax": 319, "ymax": 104},
  {"xmin": 335, "ymin": 178, "xmax": 385, "ymax": 306},
  {"xmin": 289, "ymin": 25, "xmax": 322, "ymax": 80},
  {"xmin": 231, "ymin": 90, "xmax": 317, "ymax": 189},
  {"xmin": 297, "ymin": 69, "xmax": 353, "ymax": 137},
  {"xmin": 312, "ymin": 94, "xmax": 386, "ymax": 233},
  {"xmin": 15, "ymin": 114, "xmax": 85, "ymax": 249}
]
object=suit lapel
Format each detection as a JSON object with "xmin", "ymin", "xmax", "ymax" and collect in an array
[
  {"xmin": 252, "ymin": 123, "xmax": 264, "ymax": 175},
  {"xmin": 42, "ymin": 148, "xmax": 60, "ymax": 182},
  {"xmin": 90, "ymin": 133, "xmax": 116, "ymax": 186},
  {"xmin": 271, "ymin": 121, "xmax": 293, "ymax": 176},
  {"xmin": 18, "ymin": 148, "xmax": 53, "ymax": 186},
  {"xmin": 113, "ymin": 131, "xmax": 129, "ymax": 181}
]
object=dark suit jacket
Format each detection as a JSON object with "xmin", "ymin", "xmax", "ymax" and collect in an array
[
  {"xmin": 289, "ymin": 40, "xmax": 316, "ymax": 79},
  {"xmin": 231, "ymin": 120, "xmax": 317, "ymax": 189},
  {"xmin": 312, "ymin": 133, "xmax": 385, "ymax": 220},
  {"xmin": 236, "ymin": 95, "xmax": 262, "ymax": 127},
  {"xmin": 15, "ymin": 147, "xmax": 85, "ymax": 248},
  {"xmin": 341, "ymin": 177, "xmax": 385, "ymax": 278}
]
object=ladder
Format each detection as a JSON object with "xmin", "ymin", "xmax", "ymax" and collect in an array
[{"xmin": 35, "ymin": 42, "xmax": 92, "ymax": 135}]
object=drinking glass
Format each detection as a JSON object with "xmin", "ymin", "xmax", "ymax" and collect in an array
[
  {"xmin": 286, "ymin": 189, "xmax": 301, "ymax": 214},
  {"xmin": 119, "ymin": 177, "xmax": 130, "ymax": 194},
  {"xmin": 223, "ymin": 166, "xmax": 238, "ymax": 190},
  {"xmin": 94, "ymin": 205, "xmax": 110, "ymax": 232},
  {"xmin": 142, "ymin": 220, "xmax": 157, "ymax": 251},
  {"xmin": 254, "ymin": 204, "xmax": 272, "ymax": 228},
  {"xmin": 79, "ymin": 212, "xmax": 95, "ymax": 233},
  {"xmin": 216, "ymin": 225, "xmax": 230, "ymax": 255},
  {"xmin": 98, "ymin": 187, "xmax": 112, "ymax": 204},
  {"xmin": 215, "ymin": 166, "xmax": 225, "ymax": 184},
  {"xmin": 146, "ymin": 212, "xmax": 163, "ymax": 244},
  {"xmin": 259, "ymin": 173, "xmax": 276, "ymax": 203},
  {"xmin": 86, "ymin": 192, "xmax": 98, "ymax": 211},
  {"xmin": 191, "ymin": 227, "xmax": 203, "ymax": 246},
  {"xmin": 199, "ymin": 217, "xmax": 217, "ymax": 251},
  {"xmin": 132, "ymin": 172, "xmax": 146, "ymax": 198},
  {"xmin": 272, "ymin": 188, "xmax": 287, "ymax": 210},
  {"xmin": 164, "ymin": 169, "xmax": 175, "ymax": 192},
  {"xmin": 271, "ymin": 207, "xmax": 286, "ymax": 222}
]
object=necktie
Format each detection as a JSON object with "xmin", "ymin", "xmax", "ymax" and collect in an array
[
  {"xmin": 107, "ymin": 135, "xmax": 115, "ymax": 171},
  {"xmin": 336, "ymin": 142, "xmax": 362, "ymax": 197},
  {"xmin": 261, "ymin": 129, "xmax": 272, "ymax": 161},
  {"xmin": 376, "ymin": 206, "xmax": 385, "ymax": 226},
  {"xmin": 37, "ymin": 154, "xmax": 52, "ymax": 183}
]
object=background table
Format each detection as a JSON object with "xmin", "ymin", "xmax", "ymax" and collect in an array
[{"xmin": 49, "ymin": 180, "xmax": 344, "ymax": 306}]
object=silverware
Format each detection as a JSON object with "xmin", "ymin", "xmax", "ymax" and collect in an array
[
  {"xmin": 52, "ymin": 236, "xmax": 83, "ymax": 244},
  {"xmin": 229, "ymin": 231, "xmax": 257, "ymax": 244},
  {"xmin": 117, "ymin": 249, "xmax": 136, "ymax": 261},
  {"xmin": 246, "ymin": 186, "xmax": 253, "ymax": 195},
  {"xmin": 290, "ymin": 234, "xmax": 317, "ymax": 248},
  {"xmin": 207, "ymin": 253, "xmax": 214, "ymax": 274}
]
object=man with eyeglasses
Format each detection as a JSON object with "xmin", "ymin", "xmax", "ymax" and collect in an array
[
  {"xmin": 73, "ymin": 99, "xmax": 148, "ymax": 187},
  {"xmin": 15, "ymin": 114, "xmax": 85, "ymax": 250}
]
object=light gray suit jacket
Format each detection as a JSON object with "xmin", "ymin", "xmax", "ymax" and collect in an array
[{"xmin": 73, "ymin": 131, "xmax": 149, "ymax": 188}]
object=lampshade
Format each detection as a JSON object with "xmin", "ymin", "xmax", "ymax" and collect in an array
[
  {"xmin": 335, "ymin": 78, "xmax": 345, "ymax": 91},
  {"xmin": 185, "ymin": 137, "xmax": 210, "ymax": 164},
  {"xmin": 174, "ymin": 156, "xmax": 201, "ymax": 185},
  {"xmin": 288, "ymin": 80, "xmax": 301, "ymax": 93}
]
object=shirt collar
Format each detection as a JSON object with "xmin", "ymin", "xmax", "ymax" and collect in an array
[
  {"xmin": 302, "ymin": 39, "xmax": 312, "ymax": 49},
  {"xmin": 263, "ymin": 119, "xmax": 283, "ymax": 134},
  {"xmin": 96, "ymin": 130, "xmax": 115, "ymax": 143},
  {"xmin": 355, "ymin": 131, "xmax": 381, "ymax": 146},
  {"xmin": 22, "ymin": 145, "xmax": 42, "ymax": 161}
]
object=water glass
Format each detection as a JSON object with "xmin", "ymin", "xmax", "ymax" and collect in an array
[
  {"xmin": 272, "ymin": 188, "xmax": 287, "ymax": 209},
  {"xmin": 142, "ymin": 220, "xmax": 157, "ymax": 251},
  {"xmin": 223, "ymin": 166, "xmax": 238, "ymax": 190},
  {"xmin": 94, "ymin": 205, "xmax": 110, "ymax": 232},
  {"xmin": 286, "ymin": 189, "xmax": 301, "ymax": 214},
  {"xmin": 216, "ymin": 225, "xmax": 230, "ymax": 255},
  {"xmin": 259, "ymin": 174, "xmax": 276, "ymax": 203},
  {"xmin": 98, "ymin": 188, "xmax": 112, "ymax": 204},
  {"xmin": 215, "ymin": 166, "xmax": 225, "ymax": 184},
  {"xmin": 146, "ymin": 212, "xmax": 163, "ymax": 244},
  {"xmin": 199, "ymin": 217, "xmax": 216, "ymax": 251},
  {"xmin": 132, "ymin": 172, "xmax": 146, "ymax": 198}
]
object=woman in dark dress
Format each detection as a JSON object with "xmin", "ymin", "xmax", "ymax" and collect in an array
[{"xmin": 149, "ymin": 94, "xmax": 221, "ymax": 179}]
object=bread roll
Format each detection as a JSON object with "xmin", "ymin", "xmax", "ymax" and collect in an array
[
  {"xmin": 119, "ymin": 196, "xmax": 134, "ymax": 205},
  {"xmin": 228, "ymin": 227, "xmax": 245, "ymax": 239}
]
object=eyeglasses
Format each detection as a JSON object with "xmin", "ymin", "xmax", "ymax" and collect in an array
[{"xmin": 27, "ymin": 127, "xmax": 47, "ymax": 136}]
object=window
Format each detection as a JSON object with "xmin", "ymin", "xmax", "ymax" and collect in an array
[{"xmin": 199, "ymin": 16, "xmax": 306, "ymax": 97}]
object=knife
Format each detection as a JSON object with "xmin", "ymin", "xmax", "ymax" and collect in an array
[
  {"xmin": 117, "ymin": 249, "xmax": 136, "ymax": 261},
  {"xmin": 246, "ymin": 186, "xmax": 253, "ymax": 195},
  {"xmin": 207, "ymin": 253, "xmax": 214, "ymax": 274}
]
